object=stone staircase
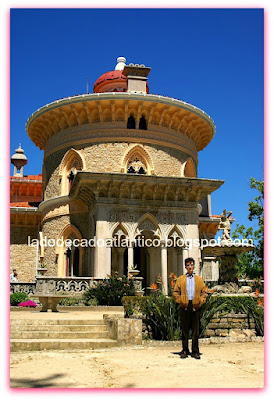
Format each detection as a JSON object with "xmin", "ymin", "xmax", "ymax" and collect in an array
[{"xmin": 10, "ymin": 318, "xmax": 119, "ymax": 352}]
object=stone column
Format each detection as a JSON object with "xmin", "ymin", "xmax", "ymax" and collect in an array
[
  {"xmin": 117, "ymin": 247, "xmax": 125, "ymax": 276},
  {"xmin": 127, "ymin": 241, "xmax": 135, "ymax": 273},
  {"xmin": 176, "ymin": 248, "xmax": 183, "ymax": 276},
  {"xmin": 185, "ymin": 222, "xmax": 200, "ymax": 274},
  {"xmin": 88, "ymin": 212, "xmax": 95, "ymax": 276},
  {"xmin": 212, "ymin": 259, "xmax": 219, "ymax": 282},
  {"xmin": 94, "ymin": 207, "xmax": 111, "ymax": 278},
  {"xmin": 146, "ymin": 247, "xmax": 156, "ymax": 285},
  {"xmin": 160, "ymin": 243, "xmax": 168, "ymax": 295}
]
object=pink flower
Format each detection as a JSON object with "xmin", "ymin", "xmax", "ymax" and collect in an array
[{"xmin": 18, "ymin": 300, "xmax": 37, "ymax": 308}]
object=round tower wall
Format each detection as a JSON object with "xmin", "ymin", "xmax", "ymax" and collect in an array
[{"xmin": 43, "ymin": 140, "xmax": 197, "ymax": 201}]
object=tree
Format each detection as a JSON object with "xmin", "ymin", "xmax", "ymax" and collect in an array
[{"xmin": 232, "ymin": 178, "xmax": 264, "ymax": 279}]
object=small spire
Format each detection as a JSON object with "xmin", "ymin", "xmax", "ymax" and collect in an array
[
  {"xmin": 115, "ymin": 56, "xmax": 126, "ymax": 71},
  {"xmin": 11, "ymin": 143, "xmax": 27, "ymax": 177}
]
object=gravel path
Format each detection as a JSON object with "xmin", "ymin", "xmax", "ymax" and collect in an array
[{"xmin": 10, "ymin": 341, "xmax": 264, "ymax": 389}]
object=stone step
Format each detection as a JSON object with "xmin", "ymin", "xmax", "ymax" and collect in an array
[
  {"xmin": 10, "ymin": 330, "xmax": 110, "ymax": 339},
  {"xmin": 10, "ymin": 319, "xmax": 106, "ymax": 326},
  {"xmin": 10, "ymin": 338, "xmax": 118, "ymax": 352},
  {"xmin": 11, "ymin": 324, "xmax": 108, "ymax": 332}
]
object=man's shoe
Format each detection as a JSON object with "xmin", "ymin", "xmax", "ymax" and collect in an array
[
  {"xmin": 180, "ymin": 351, "xmax": 189, "ymax": 359},
  {"xmin": 192, "ymin": 353, "xmax": 201, "ymax": 359}
]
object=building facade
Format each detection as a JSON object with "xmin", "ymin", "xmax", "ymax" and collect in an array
[{"xmin": 11, "ymin": 57, "xmax": 223, "ymax": 293}]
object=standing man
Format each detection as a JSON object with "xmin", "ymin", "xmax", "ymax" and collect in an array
[{"xmin": 173, "ymin": 257, "xmax": 207, "ymax": 359}]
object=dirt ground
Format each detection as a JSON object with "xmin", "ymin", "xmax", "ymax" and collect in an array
[{"xmin": 10, "ymin": 341, "xmax": 264, "ymax": 389}]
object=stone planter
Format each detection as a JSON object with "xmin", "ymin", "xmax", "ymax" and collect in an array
[
  {"xmin": 134, "ymin": 290, "xmax": 144, "ymax": 297},
  {"xmin": 36, "ymin": 268, "xmax": 47, "ymax": 276},
  {"xmin": 128, "ymin": 269, "xmax": 140, "ymax": 277}
]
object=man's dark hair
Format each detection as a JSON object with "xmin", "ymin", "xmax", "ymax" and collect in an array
[
  {"xmin": 13, "ymin": 269, "xmax": 16, "ymax": 272},
  {"xmin": 185, "ymin": 257, "xmax": 195, "ymax": 266}
]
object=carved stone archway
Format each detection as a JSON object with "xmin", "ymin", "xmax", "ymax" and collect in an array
[
  {"xmin": 56, "ymin": 224, "xmax": 84, "ymax": 277},
  {"xmin": 121, "ymin": 145, "xmax": 154, "ymax": 175}
]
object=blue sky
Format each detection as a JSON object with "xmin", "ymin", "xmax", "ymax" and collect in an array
[{"xmin": 10, "ymin": 8, "xmax": 264, "ymax": 231}]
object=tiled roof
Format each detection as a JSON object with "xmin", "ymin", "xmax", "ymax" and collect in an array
[
  {"xmin": 11, "ymin": 174, "xmax": 42, "ymax": 181},
  {"xmin": 10, "ymin": 202, "xmax": 33, "ymax": 208}
]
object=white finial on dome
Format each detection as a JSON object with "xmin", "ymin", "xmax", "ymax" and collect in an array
[{"xmin": 115, "ymin": 56, "xmax": 126, "ymax": 71}]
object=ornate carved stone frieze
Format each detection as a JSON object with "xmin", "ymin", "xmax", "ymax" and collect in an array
[
  {"xmin": 27, "ymin": 94, "xmax": 215, "ymax": 153},
  {"xmin": 69, "ymin": 172, "xmax": 224, "ymax": 205},
  {"xmin": 107, "ymin": 209, "xmax": 188, "ymax": 240}
]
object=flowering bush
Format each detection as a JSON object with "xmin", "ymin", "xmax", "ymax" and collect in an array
[
  {"xmin": 150, "ymin": 283, "xmax": 158, "ymax": 290},
  {"xmin": 169, "ymin": 272, "xmax": 177, "ymax": 288},
  {"xmin": 10, "ymin": 292, "xmax": 28, "ymax": 306},
  {"xmin": 18, "ymin": 300, "xmax": 37, "ymax": 308}
]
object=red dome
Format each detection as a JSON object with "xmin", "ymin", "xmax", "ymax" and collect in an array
[
  {"xmin": 93, "ymin": 69, "xmax": 149, "ymax": 93},
  {"xmin": 93, "ymin": 70, "xmax": 127, "ymax": 93}
]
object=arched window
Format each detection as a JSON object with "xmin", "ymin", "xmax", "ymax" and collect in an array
[
  {"xmin": 65, "ymin": 246, "xmax": 80, "ymax": 277},
  {"xmin": 139, "ymin": 116, "xmax": 147, "ymax": 130},
  {"xmin": 127, "ymin": 152, "xmax": 148, "ymax": 174},
  {"xmin": 127, "ymin": 115, "xmax": 136, "ymax": 129},
  {"xmin": 59, "ymin": 149, "xmax": 85, "ymax": 195},
  {"xmin": 121, "ymin": 145, "xmax": 154, "ymax": 175},
  {"xmin": 56, "ymin": 224, "xmax": 83, "ymax": 277}
]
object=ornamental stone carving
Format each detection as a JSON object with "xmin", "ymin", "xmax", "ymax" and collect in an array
[{"xmin": 139, "ymin": 219, "xmax": 158, "ymax": 232}]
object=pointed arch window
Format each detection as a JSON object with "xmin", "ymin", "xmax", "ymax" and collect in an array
[
  {"xmin": 56, "ymin": 224, "xmax": 83, "ymax": 277},
  {"xmin": 127, "ymin": 152, "xmax": 148, "ymax": 175},
  {"xmin": 127, "ymin": 115, "xmax": 136, "ymax": 129},
  {"xmin": 59, "ymin": 149, "xmax": 85, "ymax": 195},
  {"xmin": 139, "ymin": 116, "xmax": 147, "ymax": 130},
  {"xmin": 122, "ymin": 145, "xmax": 154, "ymax": 175}
]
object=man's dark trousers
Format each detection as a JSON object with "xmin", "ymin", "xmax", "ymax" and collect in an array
[{"xmin": 180, "ymin": 300, "xmax": 200, "ymax": 355}]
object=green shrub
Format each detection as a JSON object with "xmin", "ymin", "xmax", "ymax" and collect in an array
[
  {"xmin": 200, "ymin": 295, "xmax": 264, "ymax": 337},
  {"xmin": 123, "ymin": 294, "xmax": 181, "ymax": 340},
  {"xmin": 142, "ymin": 293, "xmax": 182, "ymax": 340},
  {"xmin": 123, "ymin": 294, "xmax": 264, "ymax": 340},
  {"xmin": 58, "ymin": 296, "xmax": 84, "ymax": 306},
  {"xmin": 83, "ymin": 275, "xmax": 135, "ymax": 306},
  {"xmin": 86, "ymin": 297, "xmax": 98, "ymax": 306},
  {"xmin": 10, "ymin": 292, "xmax": 28, "ymax": 306},
  {"xmin": 122, "ymin": 296, "xmax": 148, "ymax": 317}
]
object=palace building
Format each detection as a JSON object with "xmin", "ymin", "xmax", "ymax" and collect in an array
[{"xmin": 10, "ymin": 57, "xmax": 224, "ymax": 293}]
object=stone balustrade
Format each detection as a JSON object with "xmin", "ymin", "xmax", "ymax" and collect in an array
[
  {"xmin": 10, "ymin": 282, "xmax": 36, "ymax": 295},
  {"xmin": 10, "ymin": 277, "xmax": 102, "ymax": 296},
  {"xmin": 35, "ymin": 276, "xmax": 100, "ymax": 295}
]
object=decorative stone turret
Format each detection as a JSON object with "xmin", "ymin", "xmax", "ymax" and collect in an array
[{"xmin": 11, "ymin": 144, "xmax": 27, "ymax": 177}]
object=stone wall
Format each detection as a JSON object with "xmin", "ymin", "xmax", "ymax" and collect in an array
[
  {"xmin": 205, "ymin": 312, "xmax": 256, "ymax": 338},
  {"xmin": 43, "ymin": 141, "xmax": 195, "ymax": 201},
  {"xmin": 10, "ymin": 226, "xmax": 38, "ymax": 282},
  {"xmin": 103, "ymin": 314, "xmax": 142, "ymax": 345},
  {"xmin": 41, "ymin": 211, "xmax": 89, "ymax": 277},
  {"xmin": 42, "ymin": 215, "xmax": 70, "ymax": 276}
]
